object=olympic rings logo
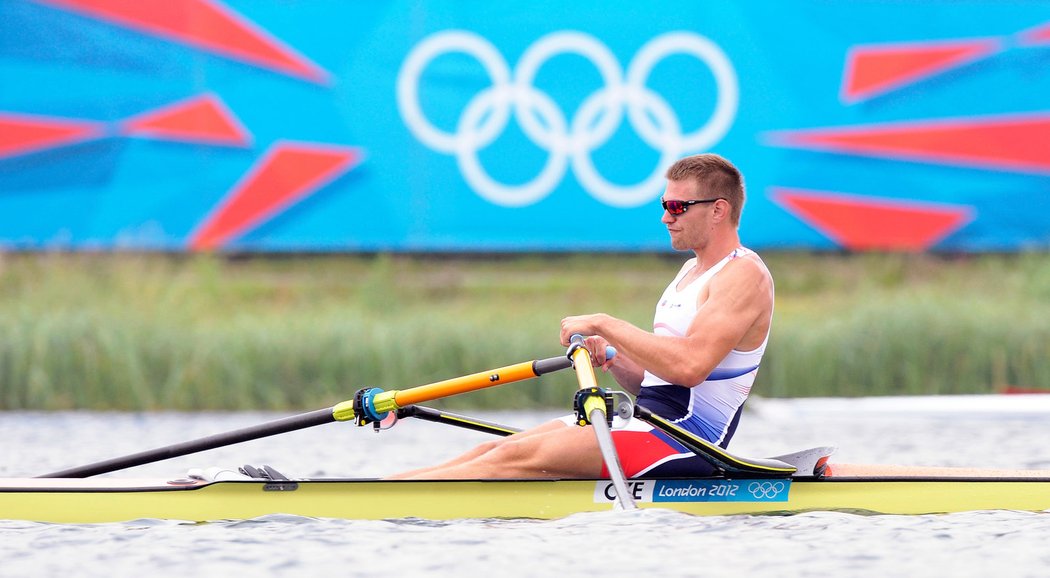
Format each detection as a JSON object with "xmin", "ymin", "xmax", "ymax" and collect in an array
[
  {"xmin": 747, "ymin": 481, "xmax": 787, "ymax": 500},
  {"xmin": 396, "ymin": 30, "xmax": 738, "ymax": 208}
]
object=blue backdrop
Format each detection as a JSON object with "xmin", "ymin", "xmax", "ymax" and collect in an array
[{"xmin": 2, "ymin": 1, "xmax": 1049, "ymax": 252}]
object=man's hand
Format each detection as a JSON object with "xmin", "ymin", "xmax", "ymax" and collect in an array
[
  {"xmin": 560, "ymin": 315, "xmax": 616, "ymax": 371},
  {"xmin": 559, "ymin": 313, "xmax": 607, "ymax": 346}
]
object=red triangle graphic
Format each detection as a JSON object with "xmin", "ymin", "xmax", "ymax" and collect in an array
[
  {"xmin": 189, "ymin": 142, "xmax": 363, "ymax": 250},
  {"xmin": 35, "ymin": 0, "xmax": 330, "ymax": 83},
  {"xmin": 842, "ymin": 39, "xmax": 1000, "ymax": 102},
  {"xmin": 1017, "ymin": 21, "xmax": 1050, "ymax": 45},
  {"xmin": 0, "ymin": 113, "xmax": 104, "ymax": 158},
  {"xmin": 769, "ymin": 114, "xmax": 1050, "ymax": 173},
  {"xmin": 121, "ymin": 94, "xmax": 250, "ymax": 146},
  {"xmin": 771, "ymin": 187, "xmax": 974, "ymax": 251}
]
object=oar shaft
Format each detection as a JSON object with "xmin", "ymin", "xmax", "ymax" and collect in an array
[
  {"xmin": 393, "ymin": 360, "xmax": 544, "ymax": 407},
  {"xmin": 568, "ymin": 335, "xmax": 636, "ymax": 510},
  {"xmin": 40, "ymin": 354, "xmax": 575, "ymax": 478},
  {"xmin": 362, "ymin": 355, "xmax": 573, "ymax": 417},
  {"xmin": 39, "ymin": 408, "xmax": 335, "ymax": 478},
  {"xmin": 570, "ymin": 347, "xmax": 600, "ymax": 390}
]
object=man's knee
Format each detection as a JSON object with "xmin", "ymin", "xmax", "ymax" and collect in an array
[{"xmin": 479, "ymin": 439, "xmax": 537, "ymax": 466}]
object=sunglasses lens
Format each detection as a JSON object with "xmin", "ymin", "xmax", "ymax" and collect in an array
[{"xmin": 662, "ymin": 200, "xmax": 685, "ymax": 215}]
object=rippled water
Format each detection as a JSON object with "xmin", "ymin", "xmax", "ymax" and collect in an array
[{"xmin": 3, "ymin": 398, "xmax": 1050, "ymax": 578}]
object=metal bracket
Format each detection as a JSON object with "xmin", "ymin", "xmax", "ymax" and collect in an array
[{"xmin": 573, "ymin": 387, "xmax": 614, "ymax": 427}]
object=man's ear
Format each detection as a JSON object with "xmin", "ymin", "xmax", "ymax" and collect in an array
[{"xmin": 712, "ymin": 199, "xmax": 730, "ymax": 223}]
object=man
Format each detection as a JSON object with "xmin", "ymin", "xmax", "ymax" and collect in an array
[{"xmin": 389, "ymin": 153, "xmax": 774, "ymax": 480}]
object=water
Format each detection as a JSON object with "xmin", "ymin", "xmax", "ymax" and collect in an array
[{"xmin": 3, "ymin": 398, "xmax": 1050, "ymax": 577}]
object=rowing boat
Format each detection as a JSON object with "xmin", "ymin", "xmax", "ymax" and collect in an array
[
  {"xmin": 6, "ymin": 345, "xmax": 1049, "ymax": 523},
  {"xmin": 4, "ymin": 462, "xmax": 1050, "ymax": 523}
]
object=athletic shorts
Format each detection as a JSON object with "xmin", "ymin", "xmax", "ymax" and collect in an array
[{"xmin": 557, "ymin": 415, "xmax": 719, "ymax": 479}]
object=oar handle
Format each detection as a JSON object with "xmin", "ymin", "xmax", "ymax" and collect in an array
[{"xmin": 567, "ymin": 333, "xmax": 617, "ymax": 364}]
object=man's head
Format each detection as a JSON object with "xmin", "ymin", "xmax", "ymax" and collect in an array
[{"xmin": 664, "ymin": 154, "xmax": 745, "ymax": 226}]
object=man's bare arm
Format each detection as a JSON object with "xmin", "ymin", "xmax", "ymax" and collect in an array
[{"xmin": 561, "ymin": 258, "xmax": 772, "ymax": 387}]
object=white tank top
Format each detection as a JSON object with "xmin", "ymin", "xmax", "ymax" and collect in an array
[{"xmin": 638, "ymin": 247, "xmax": 771, "ymax": 444}]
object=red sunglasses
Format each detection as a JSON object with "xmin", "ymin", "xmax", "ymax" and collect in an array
[{"xmin": 661, "ymin": 198, "xmax": 723, "ymax": 216}]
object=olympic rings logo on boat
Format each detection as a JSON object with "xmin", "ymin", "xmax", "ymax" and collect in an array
[
  {"xmin": 396, "ymin": 30, "xmax": 739, "ymax": 208},
  {"xmin": 747, "ymin": 481, "xmax": 786, "ymax": 499}
]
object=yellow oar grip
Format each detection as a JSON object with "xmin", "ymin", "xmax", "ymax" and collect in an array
[
  {"xmin": 370, "ymin": 390, "xmax": 399, "ymax": 414},
  {"xmin": 332, "ymin": 400, "xmax": 356, "ymax": 422},
  {"xmin": 332, "ymin": 390, "xmax": 398, "ymax": 424}
]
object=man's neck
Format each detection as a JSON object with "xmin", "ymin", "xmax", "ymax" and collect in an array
[{"xmin": 692, "ymin": 234, "xmax": 741, "ymax": 271}]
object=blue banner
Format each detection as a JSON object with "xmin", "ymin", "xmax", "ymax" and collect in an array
[{"xmin": 2, "ymin": 1, "xmax": 1049, "ymax": 252}]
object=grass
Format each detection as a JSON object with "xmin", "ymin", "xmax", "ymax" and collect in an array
[{"xmin": 1, "ymin": 251, "xmax": 1048, "ymax": 411}]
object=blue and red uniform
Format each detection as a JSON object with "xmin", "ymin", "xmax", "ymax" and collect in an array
[{"xmin": 604, "ymin": 247, "xmax": 770, "ymax": 478}]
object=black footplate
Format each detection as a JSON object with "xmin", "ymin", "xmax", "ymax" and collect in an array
[{"xmin": 238, "ymin": 464, "xmax": 290, "ymax": 480}]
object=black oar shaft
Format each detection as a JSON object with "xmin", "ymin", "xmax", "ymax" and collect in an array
[{"xmin": 39, "ymin": 408, "xmax": 335, "ymax": 478}]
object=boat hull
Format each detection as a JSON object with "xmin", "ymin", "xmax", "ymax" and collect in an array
[{"xmin": 3, "ymin": 475, "xmax": 1050, "ymax": 523}]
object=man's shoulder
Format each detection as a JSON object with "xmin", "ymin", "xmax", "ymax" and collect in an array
[
  {"xmin": 716, "ymin": 253, "xmax": 774, "ymax": 297},
  {"xmin": 726, "ymin": 250, "xmax": 772, "ymax": 279}
]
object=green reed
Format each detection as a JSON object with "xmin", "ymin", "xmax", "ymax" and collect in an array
[{"xmin": 1, "ymin": 251, "xmax": 1048, "ymax": 410}]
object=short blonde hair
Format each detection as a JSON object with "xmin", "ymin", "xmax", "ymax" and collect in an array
[{"xmin": 665, "ymin": 154, "xmax": 745, "ymax": 225}]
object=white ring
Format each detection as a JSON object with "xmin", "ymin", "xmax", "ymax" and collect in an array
[
  {"xmin": 626, "ymin": 32, "xmax": 737, "ymax": 152},
  {"xmin": 456, "ymin": 86, "xmax": 569, "ymax": 206},
  {"xmin": 397, "ymin": 30, "xmax": 739, "ymax": 208},
  {"xmin": 514, "ymin": 31, "xmax": 624, "ymax": 153},
  {"xmin": 572, "ymin": 85, "xmax": 681, "ymax": 207},
  {"xmin": 396, "ymin": 30, "xmax": 511, "ymax": 152}
]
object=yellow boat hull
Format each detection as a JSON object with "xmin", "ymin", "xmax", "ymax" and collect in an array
[{"xmin": 3, "ymin": 474, "xmax": 1050, "ymax": 523}]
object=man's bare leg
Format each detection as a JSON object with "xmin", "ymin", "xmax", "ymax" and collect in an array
[
  {"xmin": 388, "ymin": 422, "xmax": 605, "ymax": 480},
  {"xmin": 386, "ymin": 420, "xmax": 568, "ymax": 479}
]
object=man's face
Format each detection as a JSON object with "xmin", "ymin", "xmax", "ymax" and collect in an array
[{"xmin": 660, "ymin": 179, "xmax": 714, "ymax": 251}]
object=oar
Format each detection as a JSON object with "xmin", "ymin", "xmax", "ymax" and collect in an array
[
  {"xmin": 38, "ymin": 353, "xmax": 577, "ymax": 478},
  {"xmin": 567, "ymin": 334, "xmax": 637, "ymax": 510}
]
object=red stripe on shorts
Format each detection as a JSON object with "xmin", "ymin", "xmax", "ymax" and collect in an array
[{"xmin": 600, "ymin": 430, "xmax": 682, "ymax": 478}]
